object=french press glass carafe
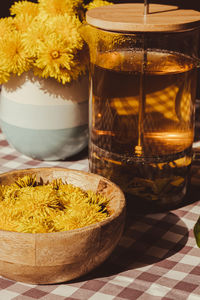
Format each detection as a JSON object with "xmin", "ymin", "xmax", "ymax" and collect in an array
[{"xmin": 85, "ymin": 3, "xmax": 200, "ymax": 210}]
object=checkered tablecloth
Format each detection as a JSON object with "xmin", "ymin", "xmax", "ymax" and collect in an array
[{"xmin": 0, "ymin": 130, "xmax": 200, "ymax": 300}]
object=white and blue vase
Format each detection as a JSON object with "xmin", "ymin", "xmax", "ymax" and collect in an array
[{"xmin": 0, "ymin": 72, "xmax": 89, "ymax": 160}]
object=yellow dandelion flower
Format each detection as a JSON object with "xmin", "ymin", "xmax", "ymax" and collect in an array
[
  {"xmin": 15, "ymin": 175, "xmax": 36, "ymax": 188},
  {"xmin": 0, "ymin": 31, "xmax": 32, "ymax": 76},
  {"xmin": 45, "ymin": 14, "xmax": 82, "ymax": 47},
  {"xmin": 38, "ymin": 0, "xmax": 85, "ymax": 19},
  {"xmin": 34, "ymin": 33, "xmax": 80, "ymax": 82},
  {"xmin": 38, "ymin": 0, "xmax": 74, "ymax": 17},
  {"xmin": 0, "ymin": 17, "xmax": 15, "ymax": 39},
  {"xmin": 53, "ymin": 200, "xmax": 108, "ymax": 231},
  {"xmin": 21, "ymin": 19, "xmax": 53, "ymax": 57},
  {"xmin": 56, "ymin": 45, "xmax": 88, "ymax": 83},
  {"xmin": 13, "ymin": 14, "xmax": 35, "ymax": 33},
  {"xmin": 10, "ymin": 1, "xmax": 39, "ymax": 18},
  {"xmin": 53, "ymin": 48, "xmax": 88, "ymax": 84}
]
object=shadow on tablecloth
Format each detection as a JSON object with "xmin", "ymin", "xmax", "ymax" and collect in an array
[
  {"xmin": 64, "ymin": 163, "xmax": 200, "ymax": 283},
  {"xmin": 60, "ymin": 146, "xmax": 89, "ymax": 162},
  {"xmin": 68, "ymin": 209, "xmax": 189, "ymax": 283}
]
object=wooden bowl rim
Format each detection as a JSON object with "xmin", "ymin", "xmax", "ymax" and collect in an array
[{"xmin": 0, "ymin": 167, "xmax": 126, "ymax": 236}]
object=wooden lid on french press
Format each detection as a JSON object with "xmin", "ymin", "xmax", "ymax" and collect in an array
[{"xmin": 86, "ymin": 3, "xmax": 200, "ymax": 32}]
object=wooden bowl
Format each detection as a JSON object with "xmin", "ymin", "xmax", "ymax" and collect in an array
[{"xmin": 0, "ymin": 167, "xmax": 126, "ymax": 284}]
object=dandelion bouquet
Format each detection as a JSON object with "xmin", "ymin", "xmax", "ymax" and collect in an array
[{"xmin": 0, "ymin": 0, "xmax": 111, "ymax": 85}]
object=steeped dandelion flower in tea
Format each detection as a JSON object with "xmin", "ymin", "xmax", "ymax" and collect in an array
[{"xmin": 0, "ymin": 175, "xmax": 111, "ymax": 233}]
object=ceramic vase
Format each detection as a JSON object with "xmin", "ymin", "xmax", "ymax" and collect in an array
[{"xmin": 0, "ymin": 72, "xmax": 89, "ymax": 160}]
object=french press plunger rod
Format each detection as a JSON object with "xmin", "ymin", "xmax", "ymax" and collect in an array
[{"xmin": 135, "ymin": 0, "xmax": 149, "ymax": 156}]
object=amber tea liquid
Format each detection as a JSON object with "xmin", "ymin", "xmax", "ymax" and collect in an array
[{"xmin": 89, "ymin": 50, "xmax": 197, "ymax": 206}]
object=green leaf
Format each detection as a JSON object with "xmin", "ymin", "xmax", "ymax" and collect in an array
[{"xmin": 194, "ymin": 217, "xmax": 200, "ymax": 248}]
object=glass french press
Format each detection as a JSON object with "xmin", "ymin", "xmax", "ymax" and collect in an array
[{"xmin": 85, "ymin": 2, "xmax": 200, "ymax": 210}]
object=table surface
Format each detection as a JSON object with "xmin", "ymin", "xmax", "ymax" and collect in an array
[{"xmin": 0, "ymin": 130, "xmax": 200, "ymax": 300}]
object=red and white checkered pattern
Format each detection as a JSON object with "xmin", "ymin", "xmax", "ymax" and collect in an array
[{"xmin": 0, "ymin": 130, "xmax": 200, "ymax": 300}]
